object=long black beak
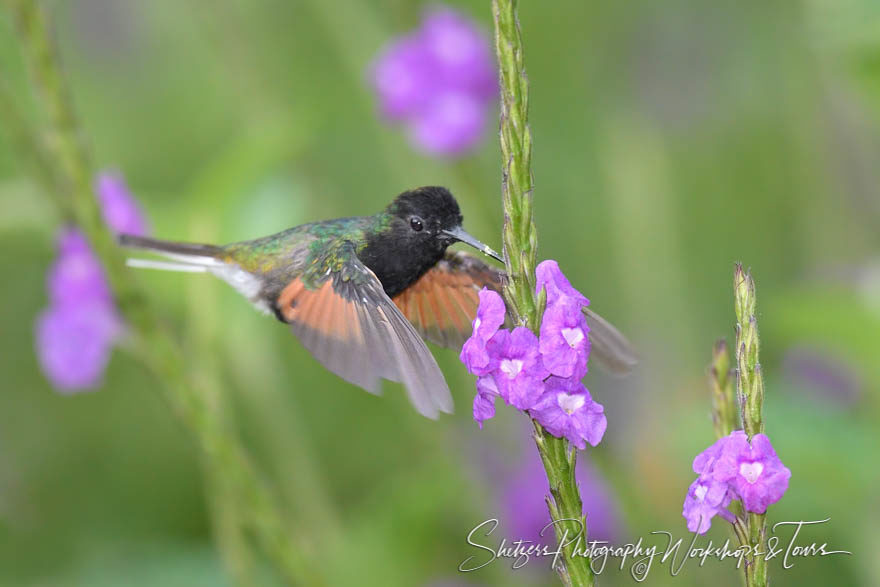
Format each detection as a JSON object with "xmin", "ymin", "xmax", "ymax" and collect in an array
[{"xmin": 441, "ymin": 226, "xmax": 503, "ymax": 262}]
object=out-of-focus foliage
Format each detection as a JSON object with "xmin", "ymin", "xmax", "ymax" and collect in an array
[{"xmin": 1, "ymin": 1, "xmax": 878, "ymax": 585}]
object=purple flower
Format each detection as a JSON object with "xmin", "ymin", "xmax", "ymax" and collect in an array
[
  {"xmin": 96, "ymin": 172, "xmax": 148, "ymax": 236},
  {"xmin": 535, "ymin": 260, "xmax": 589, "ymax": 309},
  {"xmin": 530, "ymin": 376, "xmax": 606, "ymax": 449},
  {"xmin": 35, "ymin": 301, "xmax": 122, "ymax": 391},
  {"xmin": 504, "ymin": 448, "xmax": 622, "ymax": 547},
  {"xmin": 408, "ymin": 90, "xmax": 487, "ymax": 156},
  {"xmin": 460, "ymin": 288, "xmax": 506, "ymax": 376},
  {"xmin": 539, "ymin": 303, "xmax": 590, "ymax": 379},
  {"xmin": 369, "ymin": 6, "xmax": 497, "ymax": 156},
  {"xmin": 371, "ymin": 35, "xmax": 433, "ymax": 120},
  {"xmin": 472, "ymin": 375, "xmax": 499, "ymax": 429},
  {"xmin": 35, "ymin": 171, "xmax": 147, "ymax": 393},
  {"xmin": 682, "ymin": 431, "xmax": 791, "ymax": 533},
  {"xmin": 489, "ymin": 327, "xmax": 548, "ymax": 410},
  {"xmin": 713, "ymin": 431, "xmax": 792, "ymax": 514},
  {"xmin": 419, "ymin": 9, "xmax": 496, "ymax": 99},
  {"xmin": 682, "ymin": 476, "xmax": 735, "ymax": 534},
  {"xmin": 47, "ymin": 228, "xmax": 113, "ymax": 306}
]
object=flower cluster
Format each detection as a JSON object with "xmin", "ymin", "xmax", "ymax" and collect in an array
[
  {"xmin": 460, "ymin": 261, "xmax": 606, "ymax": 450},
  {"xmin": 35, "ymin": 172, "xmax": 147, "ymax": 392},
  {"xmin": 683, "ymin": 430, "xmax": 791, "ymax": 534},
  {"xmin": 368, "ymin": 6, "xmax": 497, "ymax": 157}
]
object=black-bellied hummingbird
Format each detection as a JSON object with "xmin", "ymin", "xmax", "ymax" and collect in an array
[{"xmin": 120, "ymin": 186, "xmax": 634, "ymax": 418}]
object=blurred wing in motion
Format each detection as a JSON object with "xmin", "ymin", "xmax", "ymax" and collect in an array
[
  {"xmin": 395, "ymin": 250, "xmax": 637, "ymax": 375},
  {"xmin": 393, "ymin": 250, "xmax": 503, "ymax": 348},
  {"xmin": 275, "ymin": 242, "xmax": 453, "ymax": 419}
]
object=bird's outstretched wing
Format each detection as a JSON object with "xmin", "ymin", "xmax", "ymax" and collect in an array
[
  {"xmin": 393, "ymin": 250, "xmax": 638, "ymax": 375},
  {"xmin": 392, "ymin": 250, "xmax": 503, "ymax": 348},
  {"xmin": 274, "ymin": 241, "xmax": 453, "ymax": 418}
]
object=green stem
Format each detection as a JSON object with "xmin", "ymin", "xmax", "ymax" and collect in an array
[
  {"xmin": 492, "ymin": 1, "xmax": 592, "ymax": 585},
  {"xmin": 733, "ymin": 264, "xmax": 767, "ymax": 587},
  {"xmin": 5, "ymin": 2, "xmax": 320, "ymax": 584}
]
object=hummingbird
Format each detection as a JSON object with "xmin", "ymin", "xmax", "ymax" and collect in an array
[{"xmin": 120, "ymin": 186, "xmax": 635, "ymax": 418}]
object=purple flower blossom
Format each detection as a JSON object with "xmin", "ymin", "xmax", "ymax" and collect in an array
[
  {"xmin": 713, "ymin": 431, "xmax": 792, "ymax": 514},
  {"xmin": 35, "ymin": 171, "xmax": 147, "ymax": 393},
  {"xmin": 488, "ymin": 327, "xmax": 548, "ymax": 410},
  {"xmin": 682, "ymin": 431, "xmax": 791, "ymax": 533},
  {"xmin": 420, "ymin": 8, "xmax": 497, "ymax": 99},
  {"xmin": 682, "ymin": 476, "xmax": 735, "ymax": 534},
  {"xmin": 539, "ymin": 303, "xmax": 590, "ymax": 379},
  {"xmin": 47, "ymin": 228, "xmax": 113, "ymax": 306},
  {"xmin": 530, "ymin": 376, "xmax": 606, "ymax": 449},
  {"xmin": 535, "ymin": 260, "xmax": 589, "ymax": 309},
  {"xmin": 369, "ymin": 6, "xmax": 497, "ymax": 156},
  {"xmin": 460, "ymin": 288, "xmax": 506, "ymax": 376},
  {"xmin": 35, "ymin": 300, "xmax": 121, "ymax": 391},
  {"xmin": 96, "ymin": 172, "xmax": 148, "ymax": 236},
  {"xmin": 472, "ymin": 375, "xmax": 499, "ymax": 429}
]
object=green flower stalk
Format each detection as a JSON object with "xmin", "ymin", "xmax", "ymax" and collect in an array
[
  {"xmin": 491, "ymin": 1, "xmax": 593, "ymax": 585},
  {"xmin": 693, "ymin": 265, "xmax": 787, "ymax": 587},
  {"xmin": 4, "ymin": 1, "xmax": 319, "ymax": 584},
  {"xmin": 733, "ymin": 263, "xmax": 768, "ymax": 587}
]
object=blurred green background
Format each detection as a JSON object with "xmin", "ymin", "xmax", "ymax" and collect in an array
[{"xmin": 1, "ymin": 0, "xmax": 879, "ymax": 585}]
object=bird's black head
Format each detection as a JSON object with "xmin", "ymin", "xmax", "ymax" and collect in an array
[
  {"xmin": 386, "ymin": 186, "xmax": 464, "ymax": 250},
  {"xmin": 359, "ymin": 186, "xmax": 501, "ymax": 297}
]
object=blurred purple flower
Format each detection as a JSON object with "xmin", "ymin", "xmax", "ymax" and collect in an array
[
  {"xmin": 539, "ymin": 303, "xmax": 590, "ymax": 379},
  {"xmin": 369, "ymin": 6, "xmax": 497, "ymax": 157},
  {"xmin": 504, "ymin": 448, "xmax": 622, "ymax": 546},
  {"xmin": 530, "ymin": 376, "xmax": 606, "ymax": 449},
  {"xmin": 35, "ymin": 301, "xmax": 122, "ymax": 391},
  {"xmin": 47, "ymin": 228, "xmax": 114, "ymax": 306},
  {"xmin": 782, "ymin": 346, "xmax": 861, "ymax": 406},
  {"xmin": 460, "ymin": 288, "xmax": 506, "ymax": 376},
  {"xmin": 713, "ymin": 431, "xmax": 791, "ymax": 515},
  {"xmin": 96, "ymin": 172, "xmax": 149, "ymax": 236},
  {"xmin": 35, "ymin": 171, "xmax": 147, "ymax": 392}
]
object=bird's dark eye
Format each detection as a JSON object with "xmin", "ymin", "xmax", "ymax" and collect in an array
[{"xmin": 409, "ymin": 216, "xmax": 424, "ymax": 232}]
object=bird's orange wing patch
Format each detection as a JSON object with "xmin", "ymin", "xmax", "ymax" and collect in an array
[
  {"xmin": 277, "ymin": 277, "xmax": 361, "ymax": 343},
  {"xmin": 393, "ymin": 251, "xmax": 504, "ymax": 348}
]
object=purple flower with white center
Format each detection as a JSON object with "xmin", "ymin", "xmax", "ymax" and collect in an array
[
  {"xmin": 713, "ymin": 431, "xmax": 791, "ymax": 514},
  {"xmin": 535, "ymin": 260, "xmax": 589, "ymax": 309},
  {"xmin": 460, "ymin": 288, "xmax": 506, "ymax": 376},
  {"xmin": 96, "ymin": 172, "xmax": 148, "ymax": 236},
  {"xmin": 489, "ymin": 327, "xmax": 548, "ymax": 410},
  {"xmin": 368, "ymin": 6, "xmax": 497, "ymax": 157},
  {"xmin": 682, "ymin": 476, "xmax": 736, "ymax": 534},
  {"xmin": 35, "ymin": 301, "xmax": 122, "ymax": 391},
  {"xmin": 539, "ymin": 302, "xmax": 590, "ymax": 379},
  {"xmin": 530, "ymin": 376, "xmax": 606, "ymax": 449}
]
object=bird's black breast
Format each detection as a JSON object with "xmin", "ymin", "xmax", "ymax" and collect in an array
[{"xmin": 357, "ymin": 236, "xmax": 446, "ymax": 298}]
